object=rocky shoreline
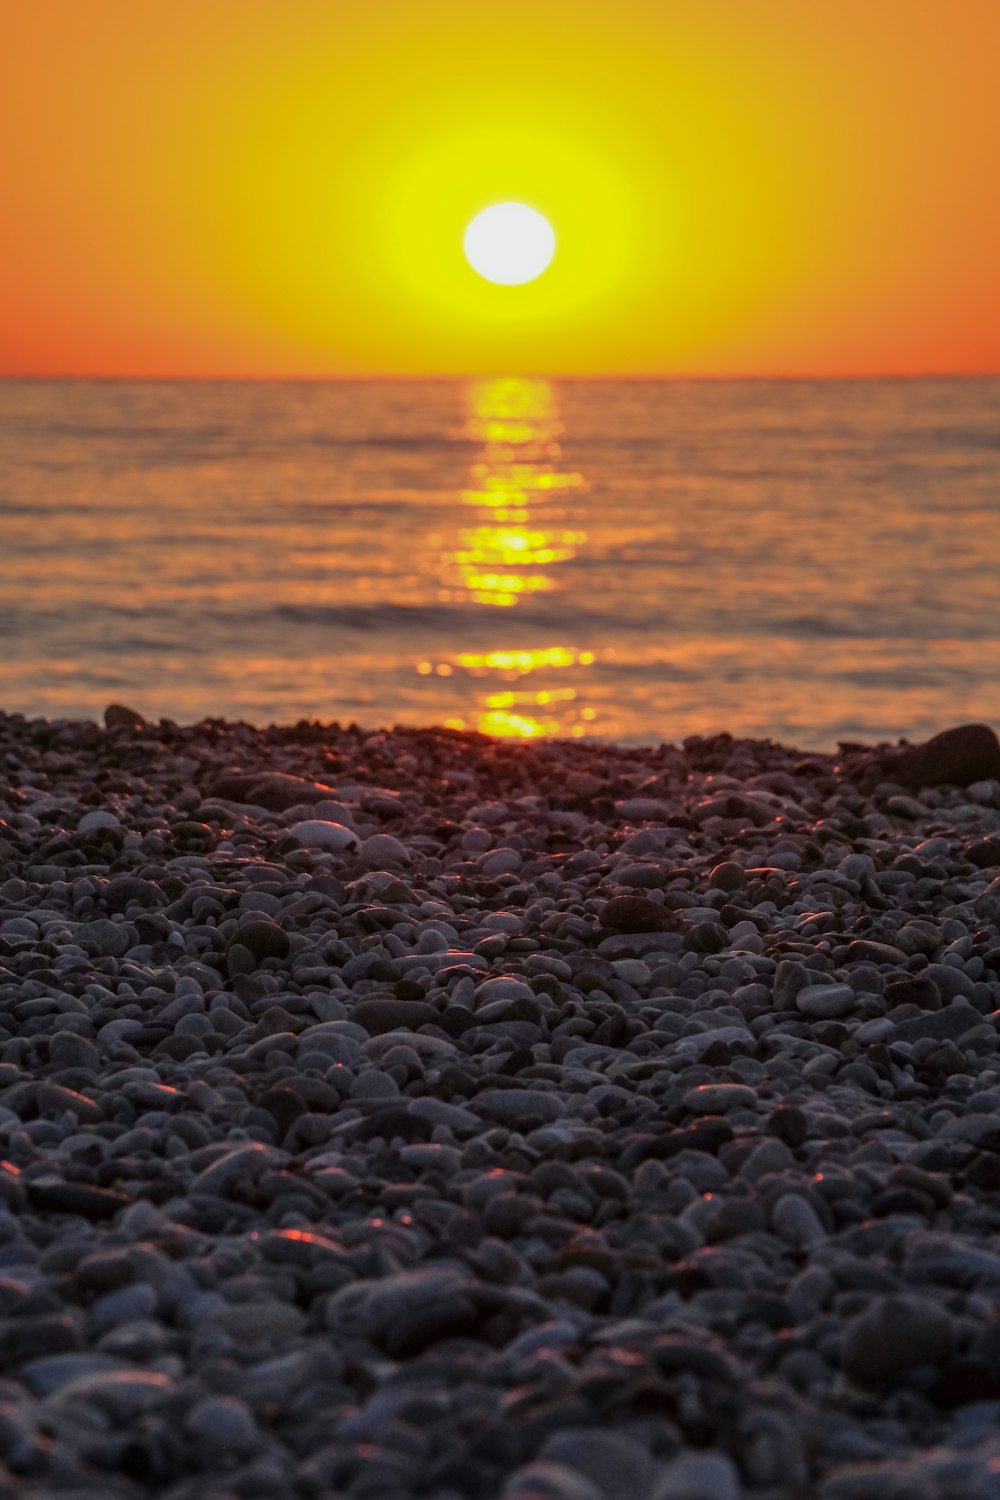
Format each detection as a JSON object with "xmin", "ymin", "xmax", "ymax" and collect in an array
[{"xmin": 2, "ymin": 709, "xmax": 1000, "ymax": 1499}]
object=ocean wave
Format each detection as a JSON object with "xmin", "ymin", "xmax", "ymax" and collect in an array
[{"xmin": 270, "ymin": 599, "xmax": 631, "ymax": 633}]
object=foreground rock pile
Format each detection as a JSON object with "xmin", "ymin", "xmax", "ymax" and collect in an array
[{"xmin": 2, "ymin": 710, "xmax": 1000, "ymax": 1499}]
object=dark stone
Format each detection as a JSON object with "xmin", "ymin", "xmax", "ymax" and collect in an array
[
  {"xmin": 226, "ymin": 943, "xmax": 257, "ymax": 980},
  {"xmin": 962, "ymin": 1153, "xmax": 1000, "ymax": 1191},
  {"xmin": 229, "ymin": 919, "xmax": 289, "ymax": 962},
  {"xmin": 885, "ymin": 975, "xmax": 942, "ymax": 1011},
  {"xmin": 843, "ymin": 1294, "xmax": 955, "ymax": 1384},
  {"xmin": 767, "ymin": 1105, "xmax": 809, "ymax": 1147},
  {"xmin": 935, "ymin": 1359, "xmax": 1000, "ymax": 1407},
  {"xmin": 205, "ymin": 770, "xmax": 339, "ymax": 811},
  {"xmin": 893, "ymin": 1003, "xmax": 983, "ymax": 1044},
  {"xmin": 965, "ymin": 837, "xmax": 1000, "ymax": 870},
  {"xmin": 102, "ymin": 875, "xmax": 165, "ymax": 912},
  {"xmin": 104, "ymin": 703, "xmax": 146, "ymax": 731},
  {"xmin": 685, "ymin": 921, "xmax": 729, "ymax": 954},
  {"xmin": 894, "ymin": 724, "xmax": 1000, "ymax": 789},
  {"xmin": 348, "ymin": 1106, "xmax": 433, "ymax": 1143},
  {"xmin": 0, "ymin": 1314, "xmax": 83, "ymax": 1361},
  {"xmin": 924, "ymin": 963, "xmax": 979, "ymax": 1003},
  {"xmin": 25, "ymin": 1181, "xmax": 130, "ymax": 1220},
  {"xmin": 845, "ymin": 940, "xmax": 906, "ymax": 966},
  {"xmin": 708, "ymin": 861, "xmax": 746, "ymax": 892},
  {"xmin": 352, "ymin": 999, "xmax": 438, "ymax": 1036},
  {"xmin": 619, "ymin": 1119, "xmax": 733, "ymax": 1169},
  {"xmin": 598, "ymin": 896, "xmax": 674, "ymax": 934},
  {"xmin": 258, "ymin": 1085, "xmax": 309, "ymax": 1135}
]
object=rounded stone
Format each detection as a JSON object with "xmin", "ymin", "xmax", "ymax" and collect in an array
[
  {"xmin": 771, "ymin": 1192, "xmax": 826, "ymax": 1247},
  {"xmin": 230, "ymin": 919, "xmax": 289, "ymax": 961},
  {"xmin": 77, "ymin": 809, "xmax": 122, "ymax": 834},
  {"xmin": 795, "ymin": 983, "xmax": 856, "ymax": 1018},
  {"xmin": 652, "ymin": 1452, "xmax": 742, "ymax": 1500},
  {"xmin": 843, "ymin": 1294, "xmax": 955, "ymax": 1384},
  {"xmin": 599, "ymin": 895, "xmax": 672, "ymax": 933},
  {"xmin": 708, "ymin": 861, "xmax": 746, "ymax": 892},
  {"xmin": 184, "ymin": 1394, "xmax": 258, "ymax": 1455},
  {"xmin": 287, "ymin": 820, "xmax": 359, "ymax": 851},
  {"xmin": 683, "ymin": 1083, "xmax": 757, "ymax": 1114},
  {"xmin": 360, "ymin": 833, "xmax": 410, "ymax": 865}
]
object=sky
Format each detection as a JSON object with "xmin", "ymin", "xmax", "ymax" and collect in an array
[{"xmin": 2, "ymin": 0, "xmax": 999, "ymax": 377}]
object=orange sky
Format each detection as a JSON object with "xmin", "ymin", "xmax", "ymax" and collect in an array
[{"xmin": 2, "ymin": 0, "xmax": 998, "ymax": 376}]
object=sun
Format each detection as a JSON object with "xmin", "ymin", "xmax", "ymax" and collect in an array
[{"xmin": 463, "ymin": 203, "xmax": 557, "ymax": 286}]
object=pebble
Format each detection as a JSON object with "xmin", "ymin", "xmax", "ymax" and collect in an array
[
  {"xmin": 286, "ymin": 819, "xmax": 359, "ymax": 850},
  {"xmin": 538, "ymin": 1430, "xmax": 657, "ymax": 1499},
  {"xmin": 772, "ymin": 1192, "xmax": 827, "ymax": 1247},
  {"xmin": 184, "ymin": 1394, "xmax": 258, "ymax": 1455},
  {"xmin": 77, "ymin": 809, "xmax": 121, "ymax": 833},
  {"xmin": 683, "ymin": 1083, "xmax": 757, "ymax": 1114},
  {"xmin": 842, "ymin": 1294, "xmax": 956, "ymax": 1384},
  {"xmin": 2, "ymin": 710, "xmax": 1000, "ymax": 1497},
  {"xmin": 652, "ymin": 1452, "xmax": 742, "ymax": 1500},
  {"xmin": 795, "ymin": 982, "xmax": 856, "ymax": 1018}
]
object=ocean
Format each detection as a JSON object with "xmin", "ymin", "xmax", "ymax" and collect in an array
[{"xmin": 2, "ymin": 376, "xmax": 998, "ymax": 750}]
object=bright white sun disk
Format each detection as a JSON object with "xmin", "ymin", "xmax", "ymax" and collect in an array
[{"xmin": 463, "ymin": 203, "xmax": 556, "ymax": 286}]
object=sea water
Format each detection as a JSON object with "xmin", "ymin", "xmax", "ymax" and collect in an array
[{"xmin": 2, "ymin": 376, "xmax": 998, "ymax": 749}]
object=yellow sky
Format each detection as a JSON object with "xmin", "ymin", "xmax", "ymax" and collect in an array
[{"xmin": 2, "ymin": 0, "xmax": 998, "ymax": 375}]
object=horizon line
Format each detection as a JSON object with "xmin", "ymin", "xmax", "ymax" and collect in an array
[{"xmin": 2, "ymin": 369, "xmax": 998, "ymax": 384}]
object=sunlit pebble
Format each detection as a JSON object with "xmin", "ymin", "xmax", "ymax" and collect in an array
[{"xmin": 3, "ymin": 709, "xmax": 1000, "ymax": 1492}]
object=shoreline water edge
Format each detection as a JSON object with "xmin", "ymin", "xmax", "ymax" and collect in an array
[{"xmin": 2, "ymin": 709, "xmax": 1000, "ymax": 1497}]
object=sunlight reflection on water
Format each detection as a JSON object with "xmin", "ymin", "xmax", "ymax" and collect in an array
[{"xmin": 425, "ymin": 378, "xmax": 595, "ymax": 737}]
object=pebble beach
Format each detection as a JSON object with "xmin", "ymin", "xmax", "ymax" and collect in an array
[{"xmin": 3, "ymin": 707, "xmax": 1000, "ymax": 1500}]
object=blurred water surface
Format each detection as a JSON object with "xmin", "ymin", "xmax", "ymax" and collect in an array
[{"xmin": 2, "ymin": 376, "xmax": 998, "ymax": 749}]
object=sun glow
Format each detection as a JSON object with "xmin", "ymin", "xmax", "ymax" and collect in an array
[{"xmin": 463, "ymin": 203, "xmax": 556, "ymax": 286}]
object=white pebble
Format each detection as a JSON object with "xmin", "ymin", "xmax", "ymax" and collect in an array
[
  {"xmin": 77, "ymin": 810, "xmax": 121, "ymax": 833},
  {"xmin": 287, "ymin": 820, "xmax": 359, "ymax": 851}
]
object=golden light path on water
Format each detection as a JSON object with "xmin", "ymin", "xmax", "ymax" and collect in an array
[{"xmin": 416, "ymin": 378, "xmax": 604, "ymax": 738}]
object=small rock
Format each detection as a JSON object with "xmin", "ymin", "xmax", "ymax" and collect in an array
[
  {"xmin": 599, "ymin": 895, "xmax": 673, "ymax": 933},
  {"xmin": 76, "ymin": 918, "xmax": 131, "ymax": 958},
  {"xmin": 893, "ymin": 1003, "xmax": 983, "ymax": 1044},
  {"xmin": 325, "ymin": 1268, "xmax": 481, "ymax": 1356},
  {"xmin": 352, "ymin": 998, "xmax": 437, "ymax": 1036},
  {"xmin": 475, "ymin": 1088, "xmax": 566, "ymax": 1125},
  {"xmin": 359, "ymin": 833, "xmax": 410, "ymax": 865},
  {"xmin": 48, "ymin": 1368, "xmax": 175, "ymax": 1420},
  {"xmin": 843, "ymin": 1294, "xmax": 955, "ymax": 1384},
  {"xmin": 652, "ymin": 1451, "xmax": 741, "ymax": 1500},
  {"xmin": 475, "ymin": 976, "xmax": 536, "ymax": 1007},
  {"xmin": 539, "ymin": 1429, "xmax": 657, "ymax": 1500},
  {"xmin": 77, "ymin": 809, "xmax": 121, "ymax": 834},
  {"xmin": 229, "ymin": 918, "xmax": 289, "ymax": 961},
  {"xmin": 47, "ymin": 1032, "xmax": 101, "ymax": 1071},
  {"xmin": 884, "ymin": 975, "xmax": 941, "ymax": 1011},
  {"xmin": 287, "ymin": 820, "xmax": 359, "ymax": 851},
  {"xmin": 894, "ymin": 724, "xmax": 1000, "ymax": 789},
  {"xmin": 104, "ymin": 703, "xmax": 146, "ymax": 730},
  {"xmin": 184, "ymin": 1394, "xmax": 258, "ymax": 1455},
  {"xmin": 683, "ymin": 1083, "xmax": 757, "ymax": 1114},
  {"xmin": 210, "ymin": 1301, "xmax": 306, "ymax": 1344},
  {"xmin": 795, "ymin": 983, "xmax": 855, "ymax": 1019},
  {"xmin": 772, "ymin": 1192, "xmax": 826, "ymax": 1247},
  {"xmin": 502, "ymin": 1462, "xmax": 605, "ymax": 1500},
  {"xmin": 708, "ymin": 861, "xmax": 746, "ymax": 892}
]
